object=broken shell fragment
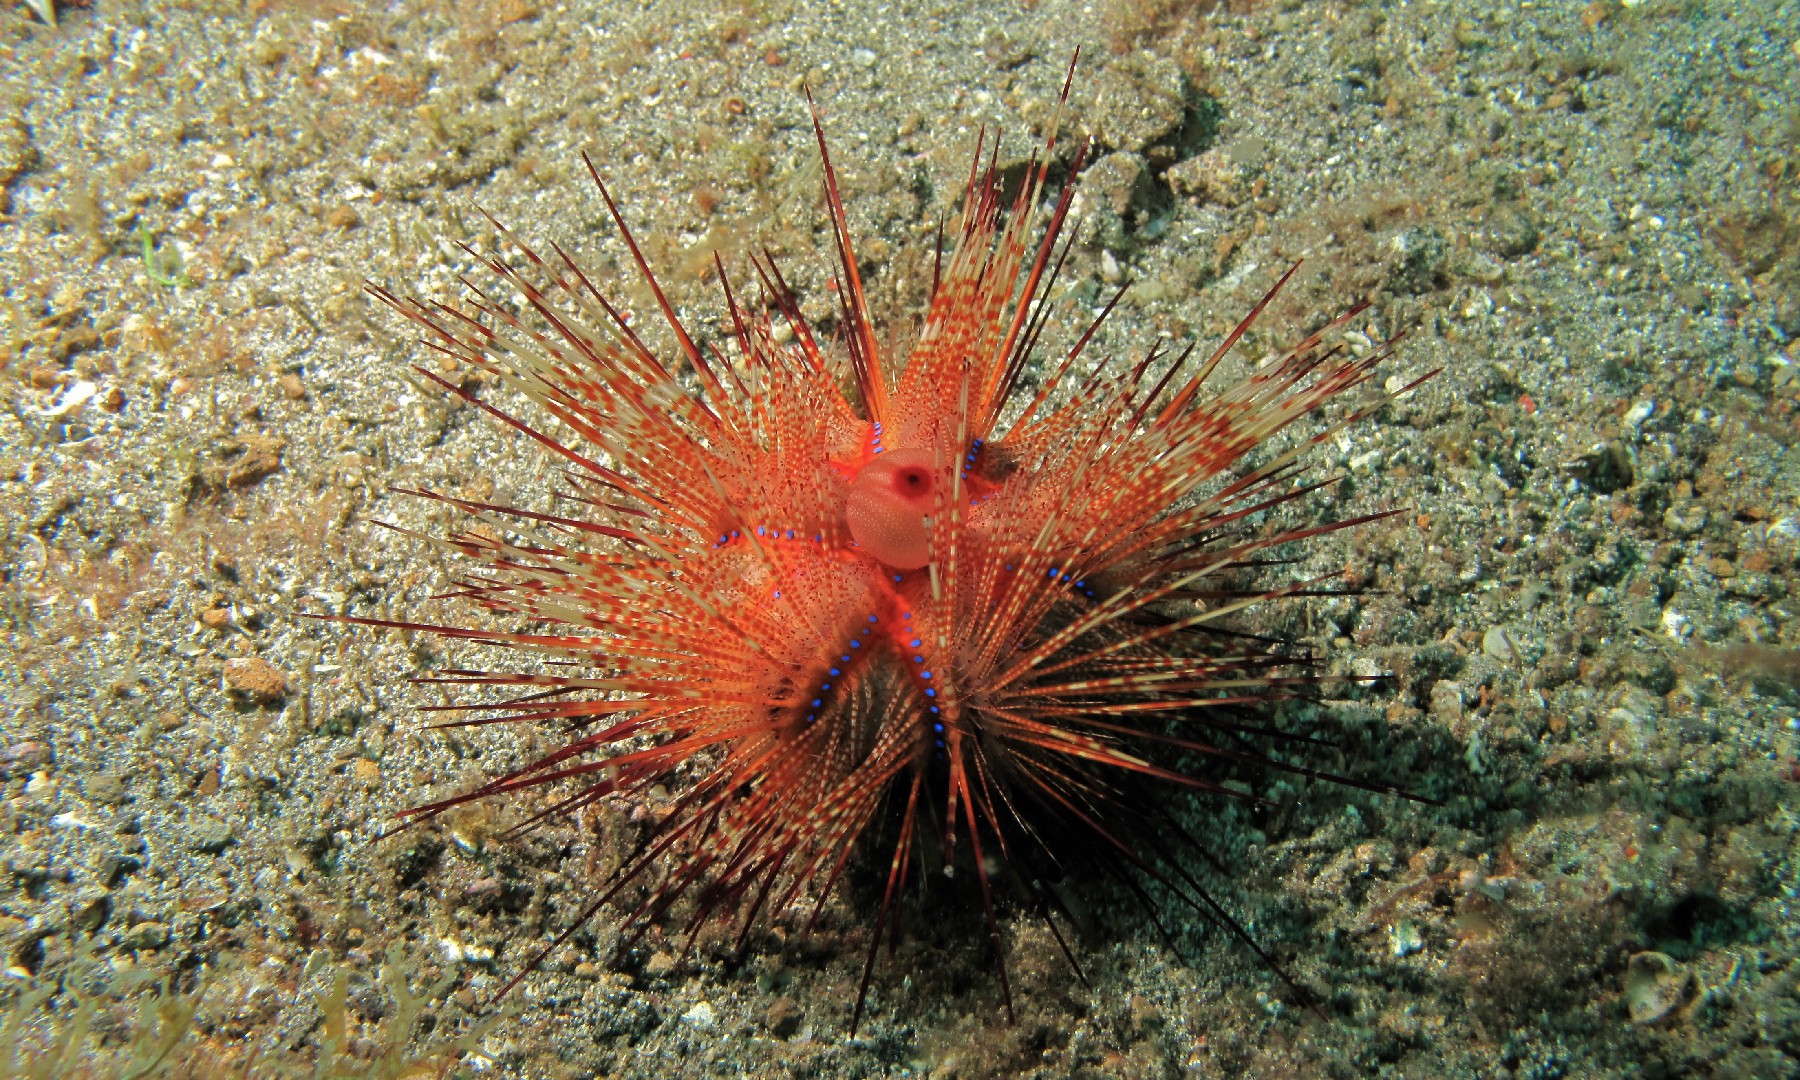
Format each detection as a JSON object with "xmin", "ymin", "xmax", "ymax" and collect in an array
[{"xmin": 1624, "ymin": 951, "xmax": 1697, "ymax": 1025}]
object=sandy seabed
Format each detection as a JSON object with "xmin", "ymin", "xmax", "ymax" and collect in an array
[{"xmin": 2, "ymin": 1, "xmax": 1798, "ymax": 1077}]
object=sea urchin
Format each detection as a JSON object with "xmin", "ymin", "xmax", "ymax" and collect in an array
[{"xmin": 350, "ymin": 65, "xmax": 1429, "ymax": 1030}]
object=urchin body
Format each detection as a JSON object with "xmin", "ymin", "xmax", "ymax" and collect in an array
[{"xmin": 356, "ymin": 72, "xmax": 1420, "ymax": 1027}]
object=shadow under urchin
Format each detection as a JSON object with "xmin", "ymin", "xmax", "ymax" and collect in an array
[{"xmin": 332, "ymin": 56, "xmax": 1440, "ymax": 1033}]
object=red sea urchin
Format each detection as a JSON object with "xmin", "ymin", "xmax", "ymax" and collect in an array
[{"xmin": 348, "ymin": 64, "xmax": 1432, "ymax": 1030}]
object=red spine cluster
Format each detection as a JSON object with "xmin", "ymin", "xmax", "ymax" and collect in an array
[{"xmin": 352, "ymin": 64, "xmax": 1430, "ymax": 1028}]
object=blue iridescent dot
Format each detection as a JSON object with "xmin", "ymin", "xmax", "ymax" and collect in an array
[
  {"xmin": 933, "ymin": 723, "xmax": 944, "ymax": 733},
  {"xmin": 821, "ymin": 683, "xmax": 830, "ymax": 690},
  {"xmin": 787, "ymin": 529, "xmax": 795, "ymax": 539},
  {"xmin": 902, "ymin": 613, "xmax": 912, "ymax": 620},
  {"xmin": 893, "ymin": 574, "xmax": 903, "ymax": 583},
  {"xmin": 913, "ymin": 656, "xmax": 923, "ymax": 663},
  {"xmin": 868, "ymin": 615, "xmax": 878, "ymax": 623},
  {"xmin": 829, "ymin": 668, "xmax": 841, "ymax": 676},
  {"xmin": 773, "ymin": 590, "xmax": 781, "ymax": 598},
  {"xmin": 909, "ymin": 639, "xmax": 921, "ymax": 648},
  {"xmin": 929, "ymin": 705, "xmax": 940, "ymax": 714},
  {"xmin": 921, "ymin": 671, "xmax": 933, "ymax": 680},
  {"xmin": 811, "ymin": 699, "xmax": 822, "ymax": 708},
  {"xmin": 841, "ymin": 655, "xmax": 851, "ymax": 662},
  {"xmin": 924, "ymin": 688, "xmax": 936, "ymax": 698},
  {"xmin": 757, "ymin": 526, "xmax": 766, "ymax": 536},
  {"xmin": 718, "ymin": 534, "xmax": 728, "ymax": 545},
  {"xmin": 850, "ymin": 641, "xmax": 860, "ymax": 649}
]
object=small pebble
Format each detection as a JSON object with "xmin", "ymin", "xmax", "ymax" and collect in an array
[
  {"xmin": 123, "ymin": 921, "xmax": 169, "ymax": 951},
  {"xmin": 1100, "ymin": 249, "xmax": 1122, "ymax": 284},
  {"xmin": 682, "ymin": 1000, "xmax": 718, "ymax": 1031},
  {"xmin": 1481, "ymin": 626, "xmax": 1518, "ymax": 662},
  {"xmin": 223, "ymin": 657, "xmax": 290, "ymax": 703},
  {"xmin": 1388, "ymin": 918, "xmax": 1424, "ymax": 957},
  {"xmin": 764, "ymin": 996, "xmax": 802, "ymax": 1037},
  {"xmin": 1624, "ymin": 951, "xmax": 1693, "ymax": 1025},
  {"xmin": 189, "ymin": 815, "xmax": 234, "ymax": 854}
]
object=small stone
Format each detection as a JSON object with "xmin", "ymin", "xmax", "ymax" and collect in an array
[
  {"xmin": 1083, "ymin": 151, "xmax": 1148, "ymax": 217},
  {"xmin": 764, "ymin": 996, "xmax": 802, "ymax": 1037},
  {"xmin": 681, "ymin": 1000, "xmax": 717, "ymax": 1031},
  {"xmin": 123, "ymin": 920, "xmax": 169, "ymax": 951},
  {"xmin": 1662, "ymin": 502, "xmax": 1707, "ymax": 538},
  {"xmin": 279, "ymin": 373, "xmax": 307, "ymax": 399},
  {"xmin": 98, "ymin": 852, "xmax": 140, "ymax": 888},
  {"xmin": 1100, "ymin": 249, "xmax": 1122, "ymax": 284},
  {"xmin": 1724, "ymin": 571, "xmax": 1773, "ymax": 599},
  {"xmin": 325, "ymin": 205, "xmax": 361, "ymax": 230},
  {"xmin": 199, "ymin": 605, "xmax": 232, "ymax": 630},
  {"xmin": 1388, "ymin": 918, "xmax": 1424, "ymax": 957},
  {"xmin": 1624, "ymin": 951, "xmax": 1695, "ymax": 1025},
  {"xmin": 1478, "ymin": 201, "xmax": 1540, "ymax": 258},
  {"xmin": 350, "ymin": 758, "xmax": 381, "ymax": 785},
  {"xmin": 229, "ymin": 435, "xmax": 285, "ymax": 488},
  {"xmin": 189, "ymin": 815, "xmax": 234, "ymax": 854},
  {"xmin": 82, "ymin": 773, "xmax": 126, "ymax": 805},
  {"xmin": 1166, "ymin": 146, "xmax": 1251, "ymax": 207},
  {"xmin": 2, "ymin": 741, "xmax": 52, "ymax": 778},
  {"xmin": 1386, "ymin": 226, "xmax": 1450, "ymax": 294},
  {"xmin": 1457, "ymin": 251, "xmax": 1505, "ymax": 285},
  {"xmin": 1430, "ymin": 680, "xmax": 1466, "ymax": 727},
  {"xmin": 73, "ymin": 893, "xmax": 111, "ymax": 932},
  {"xmin": 99, "ymin": 386, "xmax": 126, "ymax": 413},
  {"xmin": 223, "ymin": 657, "xmax": 289, "ymax": 703},
  {"xmin": 1482, "ymin": 626, "xmax": 1519, "ymax": 663},
  {"xmin": 644, "ymin": 950, "xmax": 677, "ymax": 977}
]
